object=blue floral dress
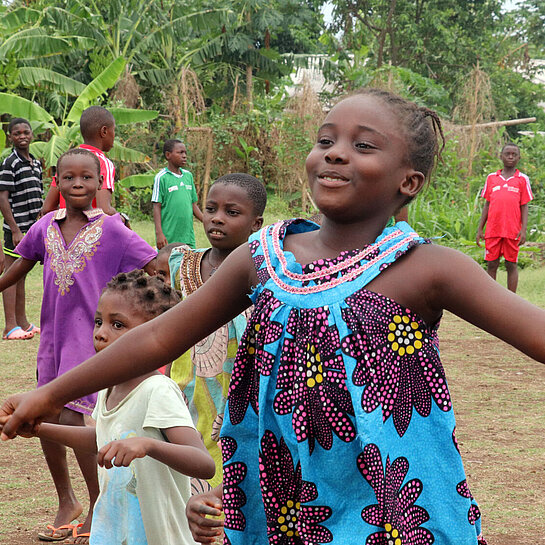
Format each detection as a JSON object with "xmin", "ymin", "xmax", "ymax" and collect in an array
[{"xmin": 221, "ymin": 219, "xmax": 486, "ymax": 545}]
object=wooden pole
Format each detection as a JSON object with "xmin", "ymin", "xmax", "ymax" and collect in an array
[{"xmin": 458, "ymin": 117, "xmax": 536, "ymax": 130}]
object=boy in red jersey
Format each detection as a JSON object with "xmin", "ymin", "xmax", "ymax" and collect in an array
[{"xmin": 476, "ymin": 143, "xmax": 533, "ymax": 293}]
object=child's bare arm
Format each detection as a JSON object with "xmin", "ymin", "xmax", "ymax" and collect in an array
[
  {"xmin": 0, "ymin": 258, "xmax": 36, "ymax": 292},
  {"xmin": 97, "ymin": 426, "xmax": 215, "ymax": 479},
  {"xmin": 192, "ymin": 203, "xmax": 203, "ymax": 222},
  {"xmin": 428, "ymin": 244, "xmax": 545, "ymax": 362},
  {"xmin": 31, "ymin": 422, "xmax": 97, "ymax": 453},
  {"xmin": 476, "ymin": 201, "xmax": 489, "ymax": 247},
  {"xmin": 153, "ymin": 202, "xmax": 167, "ymax": 249},
  {"xmin": 1, "ymin": 243, "xmax": 255, "ymax": 439},
  {"xmin": 517, "ymin": 203, "xmax": 529, "ymax": 244}
]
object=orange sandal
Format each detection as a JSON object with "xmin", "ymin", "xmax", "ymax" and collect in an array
[
  {"xmin": 63, "ymin": 523, "xmax": 90, "ymax": 544},
  {"xmin": 37, "ymin": 523, "xmax": 78, "ymax": 541}
]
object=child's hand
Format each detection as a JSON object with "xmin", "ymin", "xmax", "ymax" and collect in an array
[
  {"xmin": 186, "ymin": 490, "xmax": 223, "ymax": 543},
  {"xmin": 156, "ymin": 233, "xmax": 168, "ymax": 250},
  {"xmin": 516, "ymin": 229, "xmax": 526, "ymax": 245},
  {"xmin": 0, "ymin": 390, "xmax": 54, "ymax": 441},
  {"xmin": 97, "ymin": 437, "xmax": 151, "ymax": 469},
  {"xmin": 475, "ymin": 229, "xmax": 484, "ymax": 247}
]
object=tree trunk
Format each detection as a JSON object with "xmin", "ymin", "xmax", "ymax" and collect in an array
[
  {"xmin": 246, "ymin": 63, "xmax": 253, "ymax": 110},
  {"xmin": 377, "ymin": 0, "xmax": 397, "ymax": 68}
]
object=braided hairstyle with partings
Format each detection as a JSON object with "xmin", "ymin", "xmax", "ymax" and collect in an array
[
  {"xmin": 352, "ymin": 88, "xmax": 445, "ymax": 182},
  {"xmin": 105, "ymin": 269, "xmax": 181, "ymax": 319}
]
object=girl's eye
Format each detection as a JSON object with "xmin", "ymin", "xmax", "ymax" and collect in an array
[
  {"xmin": 113, "ymin": 321, "xmax": 124, "ymax": 330},
  {"xmin": 228, "ymin": 210, "xmax": 239, "ymax": 216},
  {"xmin": 205, "ymin": 207, "xmax": 215, "ymax": 213},
  {"xmin": 94, "ymin": 318, "xmax": 102, "ymax": 327},
  {"xmin": 318, "ymin": 137, "xmax": 333, "ymax": 146},
  {"xmin": 356, "ymin": 142, "xmax": 374, "ymax": 150}
]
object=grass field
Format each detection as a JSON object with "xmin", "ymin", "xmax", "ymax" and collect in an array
[{"xmin": 0, "ymin": 217, "xmax": 544, "ymax": 544}]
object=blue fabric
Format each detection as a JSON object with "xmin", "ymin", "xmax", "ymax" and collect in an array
[{"xmin": 221, "ymin": 220, "xmax": 485, "ymax": 545}]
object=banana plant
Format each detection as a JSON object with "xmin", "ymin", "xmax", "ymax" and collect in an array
[{"xmin": 0, "ymin": 57, "xmax": 158, "ymax": 168}]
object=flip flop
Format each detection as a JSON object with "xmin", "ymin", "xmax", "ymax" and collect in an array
[
  {"xmin": 2, "ymin": 326, "xmax": 34, "ymax": 340},
  {"xmin": 63, "ymin": 523, "xmax": 89, "ymax": 544},
  {"xmin": 38, "ymin": 523, "xmax": 78, "ymax": 542},
  {"xmin": 26, "ymin": 323, "xmax": 41, "ymax": 335}
]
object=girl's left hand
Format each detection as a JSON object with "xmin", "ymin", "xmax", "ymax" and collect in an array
[{"xmin": 98, "ymin": 437, "xmax": 151, "ymax": 468}]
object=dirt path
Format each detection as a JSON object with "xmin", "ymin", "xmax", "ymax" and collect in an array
[{"xmin": 0, "ymin": 312, "xmax": 544, "ymax": 544}]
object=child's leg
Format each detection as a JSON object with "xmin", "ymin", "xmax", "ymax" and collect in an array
[
  {"xmin": 2, "ymin": 254, "xmax": 22, "ymax": 335},
  {"xmin": 59, "ymin": 408, "xmax": 99, "ymax": 543},
  {"xmin": 485, "ymin": 258, "xmax": 499, "ymax": 280},
  {"xmin": 505, "ymin": 260, "xmax": 518, "ymax": 293},
  {"xmin": 39, "ymin": 414, "xmax": 83, "ymax": 539},
  {"xmin": 14, "ymin": 272, "xmax": 30, "ymax": 330}
]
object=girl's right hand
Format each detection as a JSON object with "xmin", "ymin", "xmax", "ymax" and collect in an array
[{"xmin": 186, "ymin": 490, "xmax": 224, "ymax": 543}]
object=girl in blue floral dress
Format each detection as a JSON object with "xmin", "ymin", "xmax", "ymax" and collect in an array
[{"xmin": 5, "ymin": 90, "xmax": 545, "ymax": 544}]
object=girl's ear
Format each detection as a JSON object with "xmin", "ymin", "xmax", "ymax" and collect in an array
[
  {"xmin": 400, "ymin": 170, "xmax": 425, "ymax": 199},
  {"xmin": 252, "ymin": 216, "xmax": 264, "ymax": 232}
]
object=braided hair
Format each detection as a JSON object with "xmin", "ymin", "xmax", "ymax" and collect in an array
[
  {"xmin": 105, "ymin": 269, "xmax": 181, "ymax": 319},
  {"xmin": 352, "ymin": 88, "xmax": 445, "ymax": 182}
]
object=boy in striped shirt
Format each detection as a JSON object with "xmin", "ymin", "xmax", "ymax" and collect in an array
[{"xmin": 0, "ymin": 118, "xmax": 43, "ymax": 339}]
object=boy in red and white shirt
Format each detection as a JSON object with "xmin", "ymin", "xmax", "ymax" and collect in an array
[{"xmin": 476, "ymin": 143, "xmax": 532, "ymax": 293}]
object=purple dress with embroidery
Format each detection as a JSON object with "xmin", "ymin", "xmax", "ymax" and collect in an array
[
  {"xmin": 220, "ymin": 219, "xmax": 486, "ymax": 545},
  {"xmin": 15, "ymin": 210, "xmax": 156, "ymax": 414}
]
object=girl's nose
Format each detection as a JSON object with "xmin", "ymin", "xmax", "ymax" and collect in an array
[
  {"xmin": 325, "ymin": 144, "xmax": 348, "ymax": 163},
  {"xmin": 94, "ymin": 327, "xmax": 107, "ymax": 343},
  {"xmin": 211, "ymin": 214, "xmax": 225, "ymax": 225}
]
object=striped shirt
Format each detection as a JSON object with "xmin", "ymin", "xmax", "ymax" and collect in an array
[{"xmin": 0, "ymin": 149, "xmax": 43, "ymax": 232}]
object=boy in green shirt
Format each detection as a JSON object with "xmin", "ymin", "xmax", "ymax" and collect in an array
[{"xmin": 152, "ymin": 140, "xmax": 203, "ymax": 249}]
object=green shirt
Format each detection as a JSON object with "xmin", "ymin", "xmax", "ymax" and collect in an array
[{"xmin": 152, "ymin": 168, "xmax": 198, "ymax": 248}]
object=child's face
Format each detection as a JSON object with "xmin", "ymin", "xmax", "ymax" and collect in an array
[
  {"xmin": 57, "ymin": 155, "xmax": 102, "ymax": 210},
  {"xmin": 305, "ymin": 94, "xmax": 422, "ymax": 223},
  {"xmin": 9, "ymin": 123, "xmax": 33, "ymax": 151},
  {"xmin": 155, "ymin": 253, "xmax": 171, "ymax": 286},
  {"xmin": 101, "ymin": 123, "xmax": 116, "ymax": 153},
  {"xmin": 501, "ymin": 145, "xmax": 520, "ymax": 169},
  {"xmin": 166, "ymin": 143, "xmax": 187, "ymax": 168},
  {"xmin": 203, "ymin": 183, "xmax": 263, "ymax": 251},
  {"xmin": 94, "ymin": 291, "xmax": 148, "ymax": 353}
]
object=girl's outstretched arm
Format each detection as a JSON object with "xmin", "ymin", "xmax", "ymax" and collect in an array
[
  {"xmin": 97, "ymin": 426, "xmax": 215, "ymax": 480},
  {"xmin": 0, "ymin": 244, "xmax": 255, "ymax": 439},
  {"xmin": 0, "ymin": 257, "xmax": 35, "ymax": 291},
  {"xmin": 20, "ymin": 422, "xmax": 97, "ymax": 453},
  {"xmin": 428, "ymin": 244, "xmax": 545, "ymax": 362}
]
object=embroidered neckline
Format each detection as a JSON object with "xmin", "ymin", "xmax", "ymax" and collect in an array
[
  {"xmin": 259, "ymin": 222, "xmax": 420, "ymax": 295},
  {"xmin": 54, "ymin": 208, "xmax": 104, "ymax": 220}
]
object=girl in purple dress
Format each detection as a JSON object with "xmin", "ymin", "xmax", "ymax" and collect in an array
[
  {"xmin": 0, "ymin": 148, "xmax": 156, "ymax": 543},
  {"xmin": 4, "ymin": 91, "xmax": 545, "ymax": 544}
]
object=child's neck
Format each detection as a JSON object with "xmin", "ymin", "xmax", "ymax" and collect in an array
[
  {"xmin": 202, "ymin": 247, "xmax": 232, "ymax": 280},
  {"xmin": 15, "ymin": 146, "xmax": 31, "ymax": 161},
  {"xmin": 106, "ymin": 371, "xmax": 160, "ymax": 411},
  {"xmin": 318, "ymin": 216, "xmax": 391, "ymax": 253},
  {"xmin": 57, "ymin": 205, "xmax": 95, "ymax": 246},
  {"xmin": 501, "ymin": 166, "xmax": 516, "ymax": 178},
  {"xmin": 168, "ymin": 162, "xmax": 182, "ymax": 175},
  {"xmin": 82, "ymin": 138, "xmax": 105, "ymax": 152}
]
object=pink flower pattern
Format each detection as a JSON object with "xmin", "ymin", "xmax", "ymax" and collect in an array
[
  {"xmin": 259, "ymin": 430, "xmax": 333, "ymax": 544},
  {"xmin": 341, "ymin": 289, "xmax": 452, "ymax": 436},
  {"xmin": 358, "ymin": 443, "xmax": 434, "ymax": 544},
  {"xmin": 221, "ymin": 437, "xmax": 247, "ymax": 533},
  {"xmin": 273, "ymin": 306, "xmax": 356, "ymax": 453}
]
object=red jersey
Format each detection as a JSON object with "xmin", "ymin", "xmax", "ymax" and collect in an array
[
  {"xmin": 52, "ymin": 144, "xmax": 115, "ymax": 208},
  {"xmin": 481, "ymin": 169, "xmax": 532, "ymax": 239}
]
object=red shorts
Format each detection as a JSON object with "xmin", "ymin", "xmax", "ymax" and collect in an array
[{"xmin": 484, "ymin": 237, "xmax": 520, "ymax": 262}]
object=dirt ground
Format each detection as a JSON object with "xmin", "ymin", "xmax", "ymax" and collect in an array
[{"xmin": 0, "ymin": 311, "xmax": 544, "ymax": 544}]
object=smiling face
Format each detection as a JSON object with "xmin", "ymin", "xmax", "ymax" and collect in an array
[
  {"xmin": 57, "ymin": 154, "xmax": 102, "ymax": 211},
  {"xmin": 9, "ymin": 123, "xmax": 33, "ymax": 152},
  {"xmin": 93, "ymin": 291, "xmax": 148, "ymax": 353},
  {"xmin": 305, "ymin": 94, "xmax": 424, "ymax": 224},
  {"xmin": 203, "ymin": 183, "xmax": 263, "ymax": 251},
  {"xmin": 166, "ymin": 143, "xmax": 188, "ymax": 169}
]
